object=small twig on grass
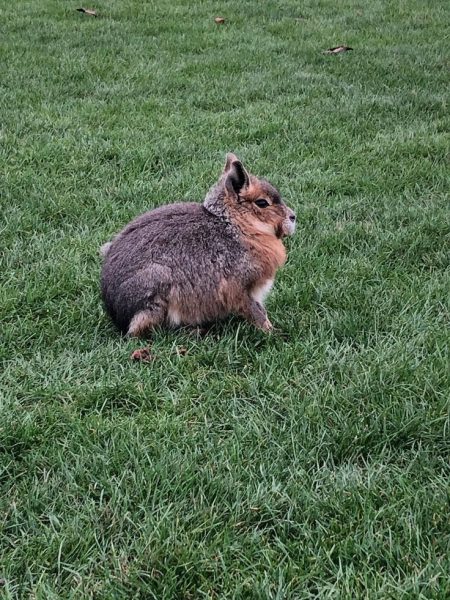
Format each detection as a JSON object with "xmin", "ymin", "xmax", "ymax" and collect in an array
[
  {"xmin": 323, "ymin": 45, "xmax": 353, "ymax": 54},
  {"xmin": 76, "ymin": 8, "xmax": 97, "ymax": 17}
]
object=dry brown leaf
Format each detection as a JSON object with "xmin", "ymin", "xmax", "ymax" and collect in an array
[
  {"xmin": 214, "ymin": 17, "xmax": 225, "ymax": 24},
  {"xmin": 76, "ymin": 8, "xmax": 97, "ymax": 17},
  {"xmin": 131, "ymin": 347, "xmax": 154, "ymax": 362},
  {"xmin": 323, "ymin": 45, "xmax": 353, "ymax": 55}
]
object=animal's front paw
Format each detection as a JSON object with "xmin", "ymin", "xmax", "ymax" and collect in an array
[{"xmin": 261, "ymin": 318, "xmax": 274, "ymax": 333}]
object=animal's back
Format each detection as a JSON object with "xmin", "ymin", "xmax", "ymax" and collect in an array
[
  {"xmin": 102, "ymin": 202, "xmax": 242, "ymax": 281},
  {"xmin": 101, "ymin": 202, "xmax": 245, "ymax": 332}
]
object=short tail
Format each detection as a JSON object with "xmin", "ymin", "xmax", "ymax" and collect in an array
[{"xmin": 99, "ymin": 241, "xmax": 112, "ymax": 257}]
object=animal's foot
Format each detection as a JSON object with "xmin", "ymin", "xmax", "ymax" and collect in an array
[{"xmin": 261, "ymin": 318, "xmax": 274, "ymax": 333}]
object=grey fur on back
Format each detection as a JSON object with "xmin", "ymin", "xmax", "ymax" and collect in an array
[{"xmin": 101, "ymin": 202, "xmax": 247, "ymax": 333}]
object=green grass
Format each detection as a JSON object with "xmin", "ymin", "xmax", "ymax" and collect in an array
[{"xmin": 1, "ymin": 0, "xmax": 449, "ymax": 597}]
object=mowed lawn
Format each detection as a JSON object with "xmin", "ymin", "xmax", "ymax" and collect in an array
[{"xmin": 1, "ymin": 0, "xmax": 449, "ymax": 597}]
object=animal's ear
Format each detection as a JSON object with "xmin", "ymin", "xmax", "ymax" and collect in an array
[
  {"xmin": 223, "ymin": 154, "xmax": 250, "ymax": 198},
  {"xmin": 223, "ymin": 152, "xmax": 240, "ymax": 173}
]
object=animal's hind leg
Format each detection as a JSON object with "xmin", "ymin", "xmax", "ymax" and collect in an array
[
  {"xmin": 123, "ymin": 265, "xmax": 172, "ymax": 337},
  {"xmin": 127, "ymin": 300, "xmax": 167, "ymax": 338}
]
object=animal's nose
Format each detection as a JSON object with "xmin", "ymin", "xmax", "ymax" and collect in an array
[{"xmin": 289, "ymin": 214, "xmax": 296, "ymax": 222}]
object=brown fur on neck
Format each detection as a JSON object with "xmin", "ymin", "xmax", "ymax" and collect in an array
[
  {"xmin": 233, "ymin": 211, "xmax": 286, "ymax": 279},
  {"xmin": 224, "ymin": 177, "xmax": 287, "ymax": 279}
]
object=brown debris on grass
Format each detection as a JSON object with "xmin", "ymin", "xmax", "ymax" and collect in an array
[
  {"xmin": 323, "ymin": 45, "xmax": 353, "ymax": 54},
  {"xmin": 76, "ymin": 8, "xmax": 97, "ymax": 17}
]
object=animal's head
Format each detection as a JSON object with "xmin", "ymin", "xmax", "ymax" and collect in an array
[{"xmin": 204, "ymin": 154, "xmax": 296, "ymax": 238}]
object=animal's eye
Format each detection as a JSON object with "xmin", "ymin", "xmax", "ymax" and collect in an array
[{"xmin": 255, "ymin": 198, "xmax": 269, "ymax": 208}]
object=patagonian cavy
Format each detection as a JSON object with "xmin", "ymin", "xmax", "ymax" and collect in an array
[{"xmin": 100, "ymin": 154, "xmax": 296, "ymax": 337}]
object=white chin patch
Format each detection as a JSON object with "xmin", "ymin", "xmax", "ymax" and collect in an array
[{"xmin": 284, "ymin": 219, "xmax": 296, "ymax": 236}]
